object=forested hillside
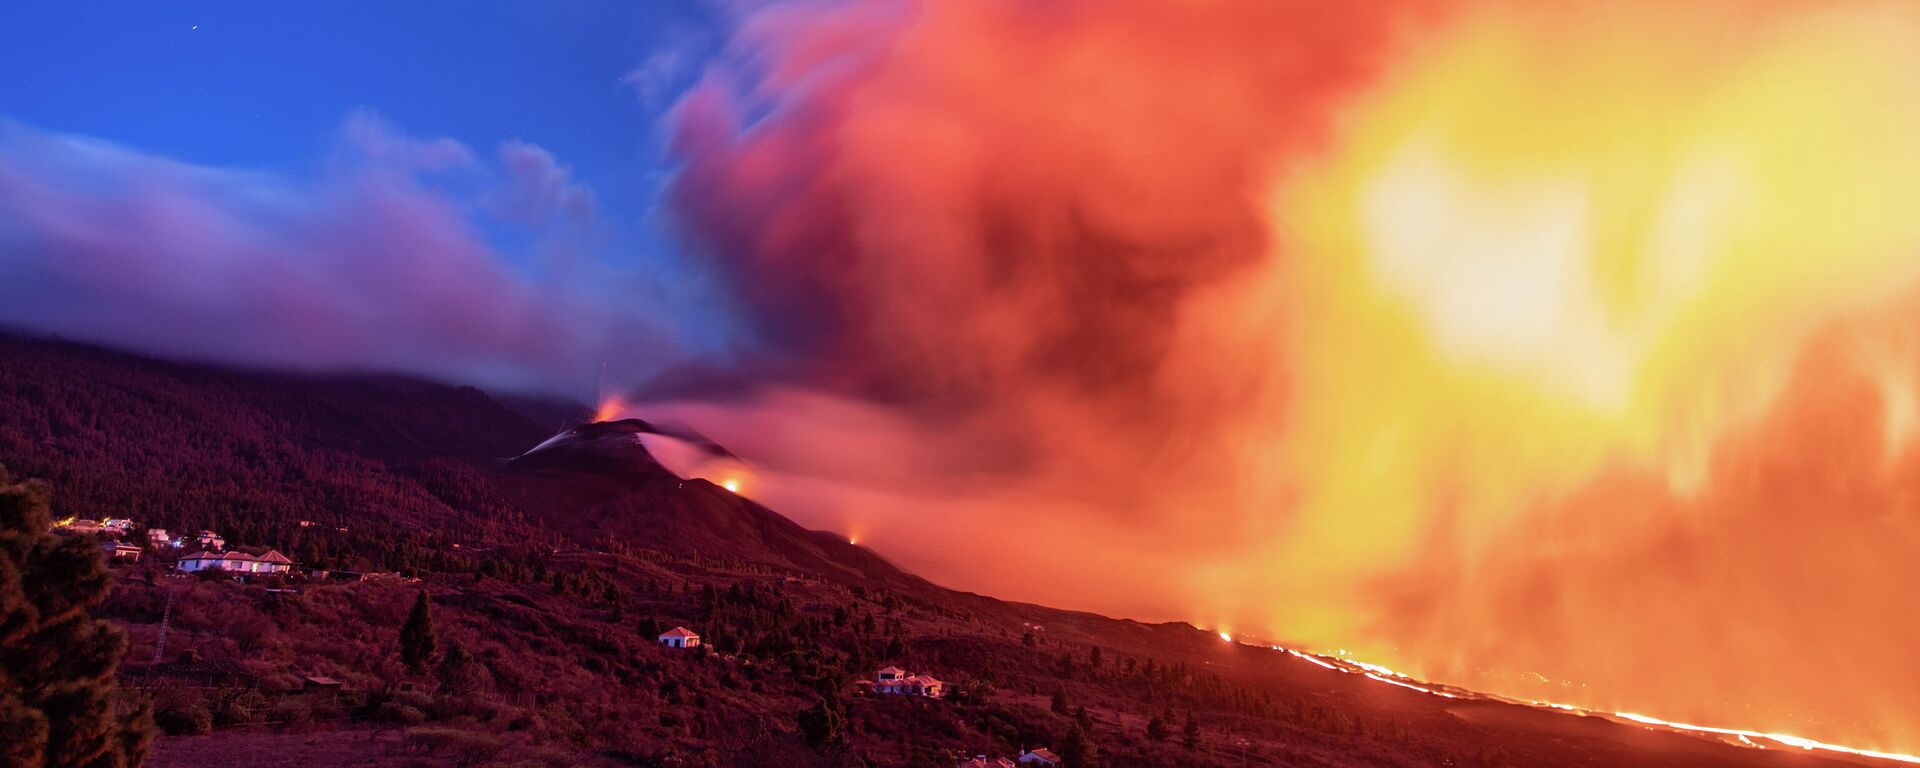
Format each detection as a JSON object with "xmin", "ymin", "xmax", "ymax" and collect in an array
[{"xmin": 0, "ymin": 332, "xmax": 1857, "ymax": 768}]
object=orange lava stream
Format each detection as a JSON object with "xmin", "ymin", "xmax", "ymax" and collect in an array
[{"xmin": 1238, "ymin": 632, "xmax": 1920, "ymax": 765}]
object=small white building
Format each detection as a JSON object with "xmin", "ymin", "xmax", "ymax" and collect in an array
[
  {"xmin": 1017, "ymin": 749, "xmax": 1061, "ymax": 767},
  {"xmin": 103, "ymin": 541, "xmax": 143, "ymax": 561},
  {"xmin": 196, "ymin": 530, "xmax": 226, "ymax": 549},
  {"xmin": 658, "ymin": 626, "xmax": 701, "ymax": 649},
  {"xmin": 100, "ymin": 518, "xmax": 135, "ymax": 535},
  {"xmin": 147, "ymin": 528, "xmax": 173, "ymax": 547},
  {"xmin": 176, "ymin": 549, "xmax": 294, "ymax": 575}
]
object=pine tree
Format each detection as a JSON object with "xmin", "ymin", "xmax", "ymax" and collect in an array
[
  {"xmin": 1061, "ymin": 722, "xmax": 1099, "ymax": 768},
  {"xmin": 1051, "ymin": 686, "xmax": 1070, "ymax": 715},
  {"xmin": 436, "ymin": 641, "xmax": 487, "ymax": 695},
  {"xmin": 399, "ymin": 590, "xmax": 437, "ymax": 672},
  {"xmin": 1147, "ymin": 711, "xmax": 1169, "ymax": 742},
  {"xmin": 0, "ymin": 463, "xmax": 155, "ymax": 767},
  {"xmin": 1183, "ymin": 710, "xmax": 1201, "ymax": 749}
]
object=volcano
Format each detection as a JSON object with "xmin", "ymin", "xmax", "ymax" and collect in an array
[
  {"xmin": 498, "ymin": 416, "xmax": 935, "ymax": 592},
  {"xmin": 0, "ymin": 331, "xmax": 1893, "ymax": 767}
]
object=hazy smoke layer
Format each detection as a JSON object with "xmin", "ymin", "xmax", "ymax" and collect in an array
[
  {"xmin": 0, "ymin": 114, "xmax": 690, "ymax": 393},
  {"xmin": 657, "ymin": 0, "xmax": 1920, "ymax": 750}
]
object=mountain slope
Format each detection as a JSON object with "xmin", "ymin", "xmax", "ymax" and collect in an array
[
  {"xmin": 496, "ymin": 417, "xmax": 936, "ymax": 591},
  {"xmin": 0, "ymin": 331, "xmax": 1878, "ymax": 768}
]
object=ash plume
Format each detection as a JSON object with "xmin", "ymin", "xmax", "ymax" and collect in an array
[{"xmin": 645, "ymin": 0, "xmax": 1920, "ymax": 752}]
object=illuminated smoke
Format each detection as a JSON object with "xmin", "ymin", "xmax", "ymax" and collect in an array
[{"xmin": 653, "ymin": 0, "xmax": 1920, "ymax": 750}]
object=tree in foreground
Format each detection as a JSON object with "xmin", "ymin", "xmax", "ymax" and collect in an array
[
  {"xmin": 399, "ymin": 590, "xmax": 437, "ymax": 672},
  {"xmin": 1183, "ymin": 710, "xmax": 1201, "ymax": 749},
  {"xmin": 0, "ymin": 463, "xmax": 155, "ymax": 767}
]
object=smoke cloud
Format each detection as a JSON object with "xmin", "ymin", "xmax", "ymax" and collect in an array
[
  {"xmin": 10, "ymin": 0, "xmax": 1920, "ymax": 752},
  {"xmin": 650, "ymin": 0, "xmax": 1920, "ymax": 752}
]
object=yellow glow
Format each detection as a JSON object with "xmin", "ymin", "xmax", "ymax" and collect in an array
[
  {"xmin": 1288, "ymin": 645, "xmax": 1920, "ymax": 764},
  {"xmin": 1218, "ymin": 0, "xmax": 1920, "ymax": 749},
  {"xmin": 1218, "ymin": 631, "xmax": 1233, "ymax": 642},
  {"xmin": 721, "ymin": 478, "xmax": 741, "ymax": 493},
  {"xmin": 1274, "ymin": 0, "xmax": 1920, "ymax": 611}
]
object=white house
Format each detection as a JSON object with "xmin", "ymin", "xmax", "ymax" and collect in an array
[
  {"xmin": 102, "ymin": 541, "xmax": 142, "ymax": 562},
  {"xmin": 175, "ymin": 551, "xmax": 224, "ymax": 572},
  {"xmin": 196, "ymin": 530, "xmax": 226, "ymax": 549},
  {"xmin": 176, "ymin": 549, "xmax": 294, "ymax": 575},
  {"xmin": 147, "ymin": 528, "xmax": 173, "ymax": 547},
  {"xmin": 1017, "ymin": 748, "xmax": 1061, "ymax": 767},
  {"xmin": 658, "ymin": 626, "xmax": 701, "ymax": 648},
  {"xmin": 100, "ymin": 518, "xmax": 135, "ymax": 535},
  {"xmin": 874, "ymin": 667, "xmax": 944, "ymax": 698}
]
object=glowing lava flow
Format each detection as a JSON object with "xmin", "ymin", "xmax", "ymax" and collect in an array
[
  {"xmin": 1240, "ymin": 634, "xmax": 1920, "ymax": 765},
  {"xmin": 1609, "ymin": 712, "xmax": 1920, "ymax": 765}
]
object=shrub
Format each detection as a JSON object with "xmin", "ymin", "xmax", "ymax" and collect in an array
[
  {"xmin": 155, "ymin": 702, "xmax": 214, "ymax": 736},
  {"xmin": 376, "ymin": 701, "xmax": 427, "ymax": 725},
  {"xmin": 268, "ymin": 697, "xmax": 312, "ymax": 724},
  {"xmin": 405, "ymin": 727, "xmax": 507, "ymax": 766},
  {"xmin": 215, "ymin": 690, "xmax": 268, "ymax": 726}
]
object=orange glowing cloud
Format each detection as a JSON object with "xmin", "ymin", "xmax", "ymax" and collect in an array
[{"xmin": 653, "ymin": 0, "xmax": 1920, "ymax": 752}]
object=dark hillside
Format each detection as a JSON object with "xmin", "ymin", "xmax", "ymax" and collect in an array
[{"xmin": 0, "ymin": 332, "xmax": 1871, "ymax": 768}]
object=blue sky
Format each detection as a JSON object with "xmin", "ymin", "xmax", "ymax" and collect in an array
[
  {"xmin": 0, "ymin": 2, "xmax": 751, "ymax": 393},
  {"xmin": 0, "ymin": 1, "xmax": 720, "ymax": 256}
]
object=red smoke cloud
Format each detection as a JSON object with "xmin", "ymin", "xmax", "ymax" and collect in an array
[
  {"xmin": 659, "ymin": 0, "xmax": 1453, "ymax": 634},
  {"xmin": 658, "ymin": 0, "xmax": 1920, "ymax": 752},
  {"xmin": 670, "ymin": 0, "xmax": 1441, "ymax": 399}
]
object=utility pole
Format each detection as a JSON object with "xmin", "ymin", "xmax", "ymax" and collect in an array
[{"xmin": 151, "ymin": 578, "xmax": 178, "ymax": 664}]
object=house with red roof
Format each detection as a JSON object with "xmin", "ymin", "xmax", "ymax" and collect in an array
[
  {"xmin": 176, "ymin": 548, "xmax": 295, "ymax": 575},
  {"xmin": 1017, "ymin": 748, "xmax": 1061, "ymax": 767},
  {"xmin": 657, "ymin": 626, "xmax": 701, "ymax": 649}
]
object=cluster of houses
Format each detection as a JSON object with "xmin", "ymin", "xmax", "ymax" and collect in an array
[
  {"xmin": 54, "ymin": 517, "xmax": 185, "ymax": 563},
  {"xmin": 869, "ymin": 666, "xmax": 945, "ymax": 698},
  {"xmin": 958, "ymin": 749, "xmax": 1061, "ymax": 768},
  {"xmin": 649, "ymin": 630, "xmax": 953, "ymax": 697},
  {"xmin": 51, "ymin": 517, "xmax": 308, "ymax": 577}
]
